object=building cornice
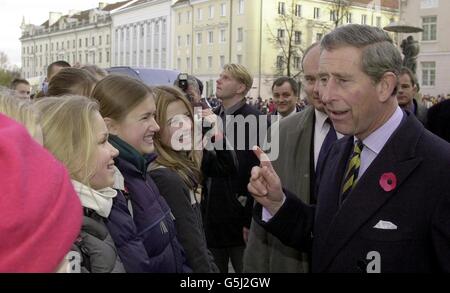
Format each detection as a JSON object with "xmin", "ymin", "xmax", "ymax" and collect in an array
[
  {"xmin": 20, "ymin": 22, "xmax": 111, "ymax": 42},
  {"xmin": 112, "ymin": 0, "xmax": 171, "ymax": 16}
]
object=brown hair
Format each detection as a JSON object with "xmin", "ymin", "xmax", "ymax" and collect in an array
[
  {"xmin": 81, "ymin": 65, "xmax": 108, "ymax": 80},
  {"xmin": 91, "ymin": 74, "xmax": 154, "ymax": 122},
  {"xmin": 153, "ymin": 86, "xmax": 202, "ymax": 189},
  {"xmin": 47, "ymin": 67, "xmax": 97, "ymax": 98},
  {"xmin": 10, "ymin": 78, "xmax": 30, "ymax": 90}
]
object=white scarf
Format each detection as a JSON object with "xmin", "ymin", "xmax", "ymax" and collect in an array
[{"xmin": 71, "ymin": 180, "xmax": 117, "ymax": 218}]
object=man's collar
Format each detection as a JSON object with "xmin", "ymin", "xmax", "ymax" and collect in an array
[
  {"xmin": 221, "ymin": 98, "xmax": 247, "ymax": 116},
  {"xmin": 358, "ymin": 106, "xmax": 404, "ymax": 155},
  {"xmin": 315, "ymin": 109, "xmax": 328, "ymax": 129}
]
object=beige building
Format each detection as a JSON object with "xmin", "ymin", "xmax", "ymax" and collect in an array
[
  {"xmin": 172, "ymin": 0, "xmax": 399, "ymax": 99},
  {"xmin": 400, "ymin": 0, "xmax": 450, "ymax": 97},
  {"xmin": 20, "ymin": 1, "xmax": 132, "ymax": 79}
]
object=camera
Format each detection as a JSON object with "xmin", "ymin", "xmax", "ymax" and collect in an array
[{"xmin": 178, "ymin": 73, "xmax": 189, "ymax": 92}]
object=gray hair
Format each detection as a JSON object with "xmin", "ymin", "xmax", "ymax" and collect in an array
[{"xmin": 321, "ymin": 24, "xmax": 402, "ymax": 94}]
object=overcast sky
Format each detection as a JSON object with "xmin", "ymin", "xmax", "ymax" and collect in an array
[{"xmin": 0, "ymin": 0, "xmax": 118, "ymax": 67}]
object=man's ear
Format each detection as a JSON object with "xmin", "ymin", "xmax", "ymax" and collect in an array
[
  {"xmin": 104, "ymin": 117, "xmax": 119, "ymax": 135},
  {"xmin": 377, "ymin": 72, "xmax": 398, "ymax": 103},
  {"xmin": 236, "ymin": 83, "xmax": 247, "ymax": 95}
]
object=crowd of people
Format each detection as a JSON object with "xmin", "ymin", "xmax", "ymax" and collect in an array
[{"xmin": 1, "ymin": 24, "xmax": 449, "ymax": 273}]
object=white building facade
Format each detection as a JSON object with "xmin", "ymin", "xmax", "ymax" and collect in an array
[
  {"xmin": 111, "ymin": 0, "xmax": 173, "ymax": 69},
  {"xmin": 401, "ymin": 0, "xmax": 450, "ymax": 97},
  {"xmin": 20, "ymin": 2, "xmax": 132, "ymax": 79}
]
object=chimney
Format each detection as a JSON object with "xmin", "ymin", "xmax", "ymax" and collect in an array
[
  {"xmin": 48, "ymin": 12, "xmax": 62, "ymax": 27},
  {"xmin": 98, "ymin": 2, "xmax": 108, "ymax": 10}
]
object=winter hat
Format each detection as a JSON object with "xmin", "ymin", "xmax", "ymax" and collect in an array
[{"xmin": 0, "ymin": 114, "xmax": 82, "ymax": 272}]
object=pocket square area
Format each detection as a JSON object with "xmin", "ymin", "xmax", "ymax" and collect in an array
[{"xmin": 373, "ymin": 220, "xmax": 398, "ymax": 230}]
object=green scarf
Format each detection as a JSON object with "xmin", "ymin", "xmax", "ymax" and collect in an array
[{"xmin": 109, "ymin": 135, "xmax": 147, "ymax": 175}]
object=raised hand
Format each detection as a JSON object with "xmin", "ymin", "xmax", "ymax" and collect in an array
[{"xmin": 248, "ymin": 146, "xmax": 285, "ymax": 216}]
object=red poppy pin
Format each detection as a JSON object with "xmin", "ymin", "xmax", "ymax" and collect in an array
[{"xmin": 379, "ymin": 172, "xmax": 397, "ymax": 192}]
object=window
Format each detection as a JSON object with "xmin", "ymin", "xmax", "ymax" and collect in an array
[
  {"xmin": 79, "ymin": 39, "xmax": 82, "ymax": 47},
  {"xmin": 178, "ymin": 12, "xmax": 182, "ymax": 25},
  {"xmin": 209, "ymin": 5, "xmax": 214, "ymax": 19},
  {"xmin": 330, "ymin": 10, "xmax": 336, "ymax": 22},
  {"xmin": 316, "ymin": 33, "xmax": 323, "ymax": 41},
  {"xmin": 221, "ymin": 3, "xmax": 226, "ymax": 16},
  {"xmin": 208, "ymin": 31, "xmax": 214, "ymax": 44},
  {"xmin": 46, "ymin": 44, "xmax": 48, "ymax": 51},
  {"xmin": 421, "ymin": 62, "xmax": 436, "ymax": 86},
  {"xmin": 277, "ymin": 56, "xmax": 284, "ymax": 69},
  {"xmin": 346, "ymin": 12, "xmax": 352, "ymax": 23},
  {"xmin": 421, "ymin": 0, "xmax": 439, "ymax": 9},
  {"xmin": 314, "ymin": 7, "xmax": 320, "ymax": 19},
  {"xmin": 208, "ymin": 56, "xmax": 213, "ymax": 68},
  {"xmin": 277, "ymin": 29, "xmax": 285, "ymax": 39},
  {"xmin": 106, "ymin": 34, "xmax": 110, "ymax": 44},
  {"xmin": 237, "ymin": 54, "xmax": 242, "ymax": 64},
  {"xmin": 197, "ymin": 57, "xmax": 201, "ymax": 69},
  {"xmin": 106, "ymin": 51, "xmax": 110, "ymax": 63},
  {"xmin": 186, "ymin": 57, "xmax": 191, "ymax": 70},
  {"xmin": 220, "ymin": 29, "xmax": 226, "ymax": 43},
  {"xmin": 237, "ymin": 28, "xmax": 243, "ymax": 42},
  {"xmin": 198, "ymin": 8, "xmax": 203, "ymax": 21},
  {"xmin": 220, "ymin": 55, "xmax": 225, "ymax": 68},
  {"xmin": 295, "ymin": 5, "xmax": 302, "ymax": 17},
  {"xmin": 238, "ymin": 0, "xmax": 244, "ymax": 14},
  {"xmin": 376, "ymin": 16, "xmax": 381, "ymax": 27},
  {"xmin": 186, "ymin": 34, "xmax": 191, "ymax": 46},
  {"xmin": 187, "ymin": 11, "xmax": 191, "ymax": 23},
  {"xmin": 294, "ymin": 31, "xmax": 302, "ymax": 44},
  {"xmin": 178, "ymin": 36, "xmax": 182, "ymax": 47},
  {"xmin": 361, "ymin": 15, "xmax": 367, "ymax": 25},
  {"xmin": 85, "ymin": 38, "xmax": 88, "ymax": 47},
  {"xmin": 61, "ymin": 42, "xmax": 64, "ymax": 50},
  {"xmin": 99, "ymin": 36, "xmax": 102, "ymax": 46},
  {"xmin": 99, "ymin": 52, "xmax": 102, "ymax": 63},
  {"xmin": 294, "ymin": 56, "xmax": 301, "ymax": 69},
  {"xmin": 278, "ymin": 2, "xmax": 286, "ymax": 15},
  {"xmin": 56, "ymin": 42, "xmax": 59, "ymax": 50},
  {"xmin": 422, "ymin": 16, "xmax": 437, "ymax": 41},
  {"xmin": 73, "ymin": 40, "xmax": 76, "ymax": 49},
  {"xmin": 197, "ymin": 32, "xmax": 202, "ymax": 45}
]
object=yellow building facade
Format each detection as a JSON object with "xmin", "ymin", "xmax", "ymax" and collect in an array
[{"xmin": 172, "ymin": 0, "xmax": 399, "ymax": 99}]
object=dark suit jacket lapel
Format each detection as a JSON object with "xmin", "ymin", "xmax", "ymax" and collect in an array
[
  {"xmin": 317, "ymin": 112, "xmax": 424, "ymax": 272},
  {"xmin": 312, "ymin": 136, "xmax": 353, "ymax": 270}
]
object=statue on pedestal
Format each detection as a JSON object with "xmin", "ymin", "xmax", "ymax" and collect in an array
[{"xmin": 401, "ymin": 36, "xmax": 420, "ymax": 74}]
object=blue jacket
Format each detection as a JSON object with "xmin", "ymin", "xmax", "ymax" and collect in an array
[
  {"xmin": 105, "ymin": 190, "xmax": 153, "ymax": 272},
  {"xmin": 109, "ymin": 135, "xmax": 191, "ymax": 273}
]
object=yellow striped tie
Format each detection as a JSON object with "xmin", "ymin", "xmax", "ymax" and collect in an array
[{"xmin": 341, "ymin": 140, "xmax": 364, "ymax": 200}]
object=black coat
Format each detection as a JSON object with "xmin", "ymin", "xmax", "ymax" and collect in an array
[
  {"xmin": 203, "ymin": 103, "xmax": 264, "ymax": 248},
  {"xmin": 257, "ymin": 112, "xmax": 450, "ymax": 272}
]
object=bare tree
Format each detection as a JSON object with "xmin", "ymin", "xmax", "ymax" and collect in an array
[
  {"xmin": 328, "ymin": 0, "xmax": 354, "ymax": 28},
  {"xmin": 267, "ymin": 0, "xmax": 304, "ymax": 77},
  {"xmin": 0, "ymin": 51, "xmax": 20, "ymax": 87},
  {"xmin": 0, "ymin": 51, "xmax": 10, "ymax": 70}
]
